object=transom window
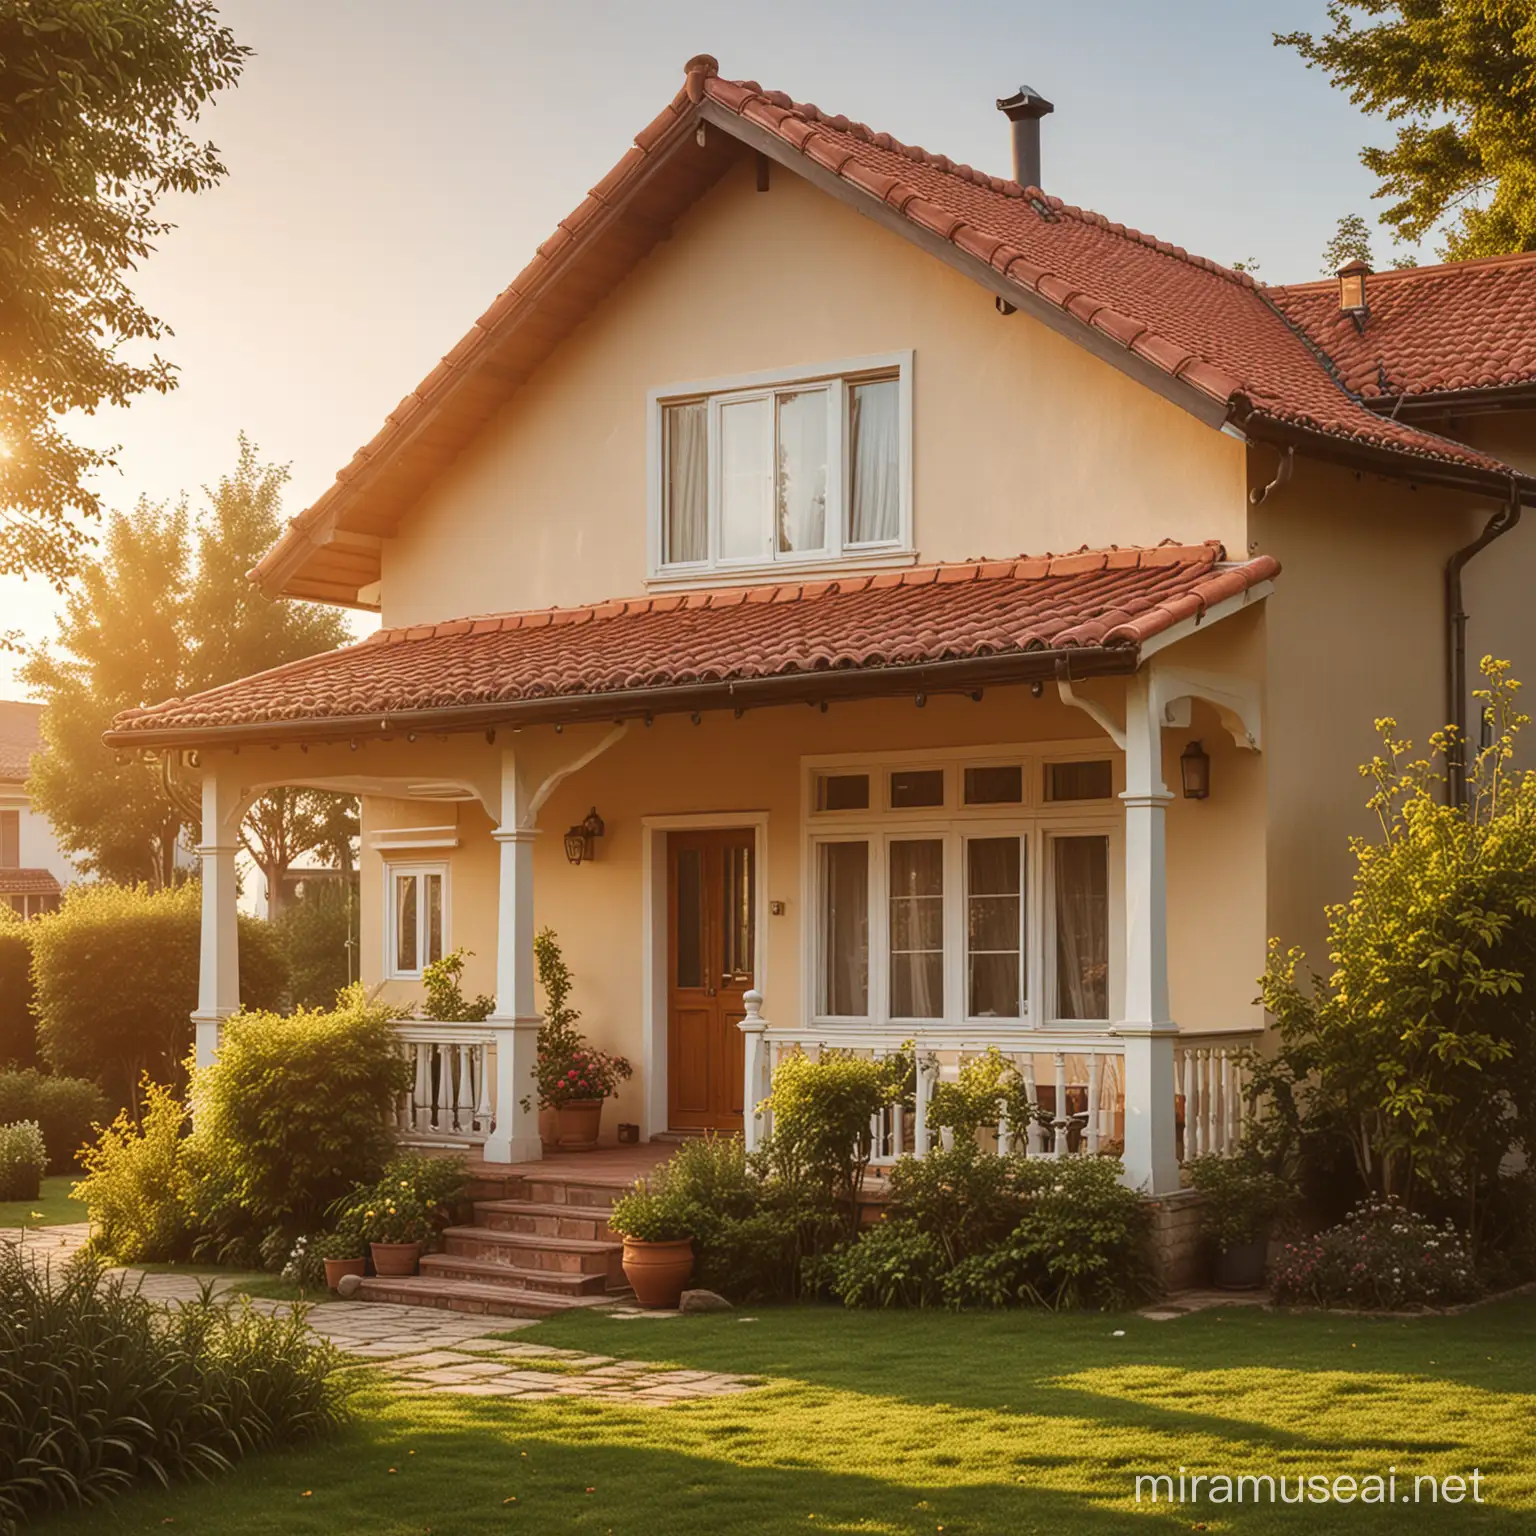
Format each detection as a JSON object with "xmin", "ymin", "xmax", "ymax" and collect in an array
[
  {"xmin": 386, "ymin": 862, "xmax": 447, "ymax": 980},
  {"xmin": 650, "ymin": 354, "xmax": 912, "ymax": 579},
  {"xmin": 807, "ymin": 750, "xmax": 1119, "ymax": 1027}
]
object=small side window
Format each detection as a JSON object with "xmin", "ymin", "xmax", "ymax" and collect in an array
[
  {"xmin": 387, "ymin": 863, "xmax": 447, "ymax": 978},
  {"xmin": 815, "ymin": 773, "xmax": 870, "ymax": 812},
  {"xmin": 1045, "ymin": 760, "xmax": 1114, "ymax": 802}
]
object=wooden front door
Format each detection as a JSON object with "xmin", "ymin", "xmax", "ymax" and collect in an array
[{"xmin": 667, "ymin": 828, "xmax": 755, "ymax": 1132}]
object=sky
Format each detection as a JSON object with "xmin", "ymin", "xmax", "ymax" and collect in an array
[{"xmin": 0, "ymin": 0, "xmax": 1431, "ymax": 698}]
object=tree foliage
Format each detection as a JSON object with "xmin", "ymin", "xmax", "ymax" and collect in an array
[
  {"xmin": 1279, "ymin": 2, "xmax": 1536, "ymax": 258},
  {"xmin": 0, "ymin": 0, "xmax": 248, "ymax": 584},
  {"xmin": 1254, "ymin": 659, "xmax": 1536, "ymax": 1244},
  {"xmin": 21, "ymin": 437, "xmax": 354, "ymax": 889},
  {"xmin": 1321, "ymin": 212, "xmax": 1375, "ymax": 274}
]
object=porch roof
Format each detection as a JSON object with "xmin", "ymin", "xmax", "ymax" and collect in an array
[
  {"xmin": 106, "ymin": 542, "xmax": 1278, "ymax": 749},
  {"xmin": 0, "ymin": 869, "xmax": 61, "ymax": 897}
]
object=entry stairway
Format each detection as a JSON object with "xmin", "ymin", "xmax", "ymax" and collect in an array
[{"xmin": 358, "ymin": 1168, "xmax": 633, "ymax": 1318}]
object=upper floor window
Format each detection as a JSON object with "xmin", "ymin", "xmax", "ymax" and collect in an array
[{"xmin": 650, "ymin": 353, "xmax": 912, "ymax": 581}]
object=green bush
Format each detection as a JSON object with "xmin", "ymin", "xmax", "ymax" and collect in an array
[
  {"xmin": 928, "ymin": 1047, "xmax": 1039, "ymax": 1143},
  {"xmin": 1187, "ymin": 1151, "xmax": 1295, "ymax": 1251},
  {"xmin": 185, "ymin": 986, "xmax": 411, "ymax": 1252},
  {"xmin": 0, "ymin": 911, "xmax": 36, "ymax": 1068},
  {"xmin": 608, "ymin": 1182, "xmax": 696, "ymax": 1243},
  {"xmin": 72, "ymin": 1081, "xmax": 193, "ymax": 1263},
  {"xmin": 335, "ymin": 1152, "xmax": 468, "ymax": 1248},
  {"xmin": 0, "ymin": 1070, "xmax": 107, "ymax": 1173},
  {"xmin": 0, "ymin": 1247, "xmax": 350, "ymax": 1531},
  {"xmin": 31, "ymin": 882, "xmax": 288, "ymax": 1104},
  {"xmin": 273, "ymin": 882, "xmax": 357, "ymax": 1011},
  {"xmin": 823, "ymin": 1218, "xmax": 947, "ymax": 1308},
  {"xmin": 0, "ymin": 1122, "xmax": 46, "ymax": 1202},
  {"xmin": 884, "ymin": 1140, "xmax": 1031, "ymax": 1266},
  {"xmin": 419, "ymin": 946, "xmax": 494, "ymax": 1022}
]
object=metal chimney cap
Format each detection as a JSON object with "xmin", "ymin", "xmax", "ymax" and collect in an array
[{"xmin": 996, "ymin": 86, "xmax": 1055, "ymax": 121}]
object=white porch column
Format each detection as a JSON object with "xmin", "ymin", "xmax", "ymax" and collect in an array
[
  {"xmin": 193, "ymin": 766, "xmax": 242, "ymax": 1069},
  {"xmin": 483, "ymin": 747, "xmax": 543, "ymax": 1163},
  {"xmin": 1114, "ymin": 668, "xmax": 1180, "ymax": 1194}
]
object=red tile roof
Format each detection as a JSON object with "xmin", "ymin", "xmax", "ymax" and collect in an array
[
  {"xmin": 109, "ymin": 543, "xmax": 1277, "ymax": 745},
  {"xmin": 0, "ymin": 700, "xmax": 42, "ymax": 782},
  {"xmin": 1270, "ymin": 251, "xmax": 1536, "ymax": 403},
  {"xmin": 251, "ymin": 57, "xmax": 1531, "ymax": 608},
  {"xmin": 0, "ymin": 869, "xmax": 59, "ymax": 898}
]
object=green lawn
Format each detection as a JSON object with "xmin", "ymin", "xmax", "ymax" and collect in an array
[
  {"xmin": 31, "ymin": 1295, "xmax": 1536, "ymax": 1534},
  {"xmin": 0, "ymin": 1173, "xmax": 85, "ymax": 1229}
]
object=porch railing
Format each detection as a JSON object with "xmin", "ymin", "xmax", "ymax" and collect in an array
[
  {"xmin": 392, "ymin": 1021, "xmax": 496, "ymax": 1147},
  {"xmin": 740, "ymin": 993, "xmax": 1262, "ymax": 1166}
]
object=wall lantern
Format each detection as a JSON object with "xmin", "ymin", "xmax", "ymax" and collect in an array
[
  {"xmin": 564, "ymin": 807, "xmax": 605, "ymax": 865},
  {"xmin": 1180, "ymin": 740, "xmax": 1211, "ymax": 801}
]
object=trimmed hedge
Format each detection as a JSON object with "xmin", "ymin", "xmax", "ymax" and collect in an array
[
  {"xmin": 31, "ymin": 883, "xmax": 287, "ymax": 1103},
  {"xmin": 0, "ymin": 1071, "xmax": 106, "ymax": 1174},
  {"xmin": 0, "ymin": 911, "xmax": 36, "ymax": 1069}
]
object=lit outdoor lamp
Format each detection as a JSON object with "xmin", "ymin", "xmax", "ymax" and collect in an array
[{"xmin": 564, "ymin": 807, "xmax": 605, "ymax": 864}]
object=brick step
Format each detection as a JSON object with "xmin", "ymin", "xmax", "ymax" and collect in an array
[
  {"xmin": 472, "ymin": 1199, "xmax": 617, "ymax": 1240},
  {"xmin": 441, "ymin": 1225, "xmax": 623, "ymax": 1278},
  {"xmin": 512, "ymin": 1177, "xmax": 635, "ymax": 1208},
  {"xmin": 356, "ymin": 1275, "xmax": 620, "ymax": 1319},
  {"xmin": 418, "ymin": 1252, "xmax": 615, "ymax": 1295}
]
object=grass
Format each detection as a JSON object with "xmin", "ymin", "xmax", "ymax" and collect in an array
[
  {"xmin": 0, "ymin": 1173, "xmax": 85, "ymax": 1229},
  {"xmin": 27, "ymin": 1292, "xmax": 1536, "ymax": 1534}
]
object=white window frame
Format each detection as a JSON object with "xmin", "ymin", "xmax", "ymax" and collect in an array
[
  {"xmin": 647, "ymin": 351, "xmax": 915, "ymax": 586},
  {"xmin": 383, "ymin": 860, "xmax": 449, "ymax": 981},
  {"xmin": 801, "ymin": 742, "xmax": 1122, "ymax": 1033}
]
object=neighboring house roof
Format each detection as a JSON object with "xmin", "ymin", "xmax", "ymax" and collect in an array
[
  {"xmin": 1270, "ymin": 251, "xmax": 1536, "ymax": 410},
  {"xmin": 251, "ymin": 56, "xmax": 1533, "ymax": 610},
  {"xmin": 0, "ymin": 700, "xmax": 43, "ymax": 782},
  {"xmin": 108, "ymin": 543, "xmax": 1277, "ymax": 747},
  {"xmin": 0, "ymin": 869, "xmax": 59, "ymax": 897}
]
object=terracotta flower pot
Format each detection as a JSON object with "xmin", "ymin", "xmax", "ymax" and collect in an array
[
  {"xmin": 622, "ymin": 1237, "xmax": 695, "ymax": 1309},
  {"xmin": 369, "ymin": 1241, "xmax": 422, "ymax": 1277},
  {"xmin": 555, "ymin": 1098, "xmax": 604, "ymax": 1151},
  {"xmin": 324, "ymin": 1256, "xmax": 367, "ymax": 1291},
  {"xmin": 539, "ymin": 1106, "xmax": 561, "ymax": 1152}
]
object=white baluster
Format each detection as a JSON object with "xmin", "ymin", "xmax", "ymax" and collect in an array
[
  {"xmin": 997, "ymin": 1053, "xmax": 1014, "ymax": 1156},
  {"xmin": 414, "ymin": 1040, "xmax": 432, "ymax": 1134},
  {"xmin": 456, "ymin": 1042, "xmax": 474, "ymax": 1135},
  {"xmin": 396, "ymin": 1042, "xmax": 412, "ymax": 1131},
  {"xmin": 914, "ymin": 1052, "xmax": 932, "ymax": 1157},
  {"xmin": 1202, "ymin": 1049, "xmax": 1217, "ymax": 1155},
  {"xmin": 476, "ymin": 1040, "xmax": 493, "ymax": 1133},
  {"xmin": 1052, "ymin": 1051, "xmax": 1069, "ymax": 1157},
  {"xmin": 1023, "ymin": 1058, "xmax": 1044, "ymax": 1155},
  {"xmin": 1086, "ymin": 1052, "xmax": 1102, "ymax": 1155}
]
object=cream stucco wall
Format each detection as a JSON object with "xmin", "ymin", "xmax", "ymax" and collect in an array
[{"xmin": 379, "ymin": 150, "xmax": 1247, "ymax": 626}]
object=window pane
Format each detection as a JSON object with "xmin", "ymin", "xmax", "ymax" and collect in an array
[
  {"xmin": 1046, "ymin": 760, "xmax": 1114, "ymax": 801},
  {"xmin": 848, "ymin": 378, "xmax": 900, "ymax": 543},
  {"xmin": 722, "ymin": 841, "xmax": 755, "ymax": 982},
  {"xmin": 663, "ymin": 401, "xmax": 707, "ymax": 563},
  {"xmin": 889, "ymin": 839, "xmax": 943, "ymax": 1018},
  {"xmin": 964, "ymin": 764, "xmax": 1023, "ymax": 805},
  {"xmin": 674, "ymin": 847, "xmax": 703, "ymax": 988},
  {"xmin": 889, "ymin": 768, "xmax": 944, "ymax": 808},
  {"xmin": 720, "ymin": 397, "xmax": 771, "ymax": 560},
  {"xmin": 815, "ymin": 773, "xmax": 869, "ymax": 812},
  {"xmin": 1054, "ymin": 836, "xmax": 1109, "ymax": 1019},
  {"xmin": 775, "ymin": 388, "xmax": 828, "ymax": 554},
  {"xmin": 425, "ymin": 873, "xmax": 443, "ymax": 964},
  {"xmin": 968, "ymin": 837, "xmax": 1022, "ymax": 1019},
  {"xmin": 395, "ymin": 874, "xmax": 418, "ymax": 973},
  {"xmin": 821, "ymin": 841, "xmax": 869, "ymax": 1016}
]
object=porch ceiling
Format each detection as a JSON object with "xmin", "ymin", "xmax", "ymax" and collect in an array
[{"xmin": 105, "ymin": 543, "xmax": 1277, "ymax": 750}]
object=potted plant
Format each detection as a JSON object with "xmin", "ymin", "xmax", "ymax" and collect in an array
[
  {"xmin": 357, "ymin": 1181, "xmax": 435, "ymax": 1277},
  {"xmin": 609, "ymin": 1181, "xmax": 695, "ymax": 1308},
  {"xmin": 1187, "ymin": 1152, "xmax": 1294, "ymax": 1290},
  {"xmin": 316, "ymin": 1226, "xmax": 367, "ymax": 1291},
  {"xmin": 534, "ymin": 928, "xmax": 632, "ymax": 1150}
]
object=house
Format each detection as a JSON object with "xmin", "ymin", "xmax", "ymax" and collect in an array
[
  {"xmin": 0, "ymin": 701, "xmax": 73, "ymax": 918},
  {"xmin": 105, "ymin": 58, "xmax": 1536, "ymax": 1200}
]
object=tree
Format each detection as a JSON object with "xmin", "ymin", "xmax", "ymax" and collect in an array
[
  {"xmin": 1279, "ymin": 3, "xmax": 1536, "ymax": 259},
  {"xmin": 0, "ymin": 1, "xmax": 248, "ymax": 585},
  {"xmin": 22, "ymin": 437, "xmax": 355, "ymax": 894},
  {"xmin": 1321, "ymin": 212, "xmax": 1375, "ymax": 274}
]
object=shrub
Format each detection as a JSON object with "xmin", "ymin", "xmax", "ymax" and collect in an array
[
  {"xmin": 1254, "ymin": 660, "xmax": 1536, "ymax": 1249},
  {"xmin": 824, "ymin": 1218, "xmax": 947, "ymax": 1308},
  {"xmin": 185, "ymin": 986, "xmax": 411, "ymax": 1250},
  {"xmin": 273, "ymin": 882, "xmax": 358, "ymax": 1011},
  {"xmin": 530, "ymin": 929, "xmax": 632, "ymax": 1106},
  {"xmin": 334, "ymin": 1152, "xmax": 467, "ymax": 1251},
  {"xmin": 0, "ymin": 1070, "xmax": 106, "ymax": 1173},
  {"xmin": 1270, "ymin": 1198, "xmax": 1478, "ymax": 1310},
  {"xmin": 884, "ymin": 1140, "xmax": 1031, "ymax": 1265},
  {"xmin": 928, "ymin": 1047, "xmax": 1038, "ymax": 1143},
  {"xmin": 72, "ymin": 1080, "xmax": 193, "ymax": 1263},
  {"xmin": 0, "ymin": 1122, "xmax": 46, "ymax": 1202},
  {"xmin": 0, "ymin": 911, "xmax": 36, "ymax": 1068},
  {"xmin": 31, "ymin": 882, "xmax": 288, "ymax": 1104},
  {"xmin": 608, "ymin": 1182, "xmax": 696, "ymax": 1243},
  {"xmin": 0, "ymin": 1247, "xmax": 350, "ymax": 1530},
  {"xmin": 1187, "ymin": 1152, "xmax": 1295, "ymax": 1251},
  {"xmin": 419, "ymin": 946, "xmax": 494, "ymax": 1022}
]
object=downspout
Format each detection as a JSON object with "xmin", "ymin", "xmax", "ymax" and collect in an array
[{"xmin": 1446, "ymin": 486, "xmax": 1522, "ymax": 806}]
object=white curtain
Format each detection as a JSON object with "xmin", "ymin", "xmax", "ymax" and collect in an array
[
  {"xmin": 664, "ymin": 401, "xmax": 707, "ymax": 563},
  {"xmin": 890, "ymin": 839, "xmax": 943, "ymax": 1019},
  {"xmin": 848, "ymin": 379, "xmax": 900, "ymax": 544},
  {"xmin": 1054, "ymin": 836, "xmax": 1108, "ymax": 1019}
]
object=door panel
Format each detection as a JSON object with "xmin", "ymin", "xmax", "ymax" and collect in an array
[{"xmin": 667, "ymin": 828, "xmax": 755, "ymax": 1131}]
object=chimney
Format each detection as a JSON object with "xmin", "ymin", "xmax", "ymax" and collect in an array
[
  {"xmin": 1336, "ymin": 257, "xmax": 1371, "ymax": 317},
  {"xmin": 996, "ymin": 85, "xmax": 1054, "ymax": 190}
]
